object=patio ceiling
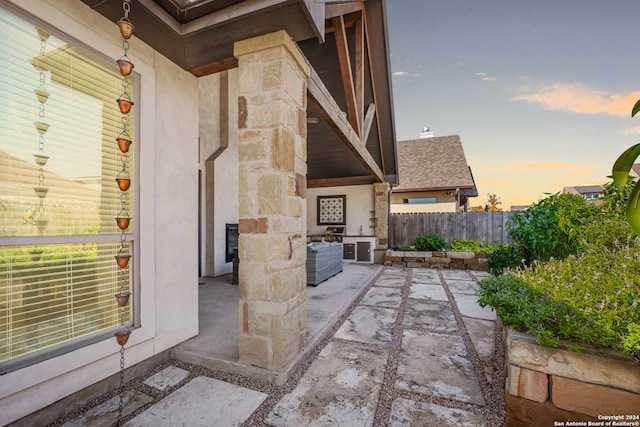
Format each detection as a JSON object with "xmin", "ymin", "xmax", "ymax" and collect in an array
[{"xmin": 81, "ymin": 0, "xmax": 397, "ymax": 186}]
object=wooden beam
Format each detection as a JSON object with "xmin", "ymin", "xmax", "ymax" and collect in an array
[
  {"xmin": 332, "ymin": 15, "xmax": 361, "ymax": 136},
  {"xmin": 355, "ymin": 11, "xmax": 364, "ymax": 140},
  {"xmin": 362, "ymin": 103, "xmax": 376, "ymax": 144},
  {"xmin": 325, "ymin": 2, "xmax": 365, "ymax": 21},
  {"xmin": 308, "ymin": 175, "xmax": 375, "ymax": 188},
  {"xmin": 362, "ymin": 7, "xmax": 387, "ymax": 176},
  {"xmin": 190, "ymin": 57, "xmax": 238, "ymax": 77},
  {"xmin": 308, "ymin": 68, "xmax": 384, "ymax": 182}
]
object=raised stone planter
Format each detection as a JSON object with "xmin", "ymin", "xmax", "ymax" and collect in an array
[
  {"xmin": 505, "ymin": 328, "xmax": 640, "ymax": 427},
  {"xmin": 383, "ymin": 250, "xmax": 489, "ymax": 271}
]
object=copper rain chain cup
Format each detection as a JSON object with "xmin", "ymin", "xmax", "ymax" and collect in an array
[
  {"xmin": 114, "ymin": 291, "xmax": 131, "ymax": 307},
  {"xmin": 115, "ymin": 253, "xmax": 131, "ymax": 268},
  {"xmin": 117, "ymin": 97, "xmax": 134, "ymax": 115},
  {"xmin": 116, "ymin": 137, "xmax": 132, "ymax": 153},
  {"xmin": 116, "ymin": 216, "xmax": 131, "ymax": 230},
  {"xmin": 114, "ymin": 326, "xmax": 131, "ymax": 346},
  {"xmin": 116, "ymin": 177, "xmax": 131, "ymax": 191},
  {"xmin": 117, "ymin": 18, "xmax": 134, "ymax": 39},
  {"xmin": 117, "ymin": 57, "xmax": 134, "ymax": 76}
]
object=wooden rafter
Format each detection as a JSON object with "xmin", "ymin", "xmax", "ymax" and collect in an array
[
  {"xmin": 363, "ymin": 6, "xmax": 386, "ymax": 177},
  {"xmin": 332, "ymin": 15, "xmax": 361, "ymax": 136},
  {"xmin": 308, "ymin": 68, "xmax": 384, "ymax": 182}
]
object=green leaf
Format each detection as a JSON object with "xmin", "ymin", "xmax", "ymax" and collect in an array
[
  {"xmin": 626, "ymin": 180, "xmax": 640, "ymax": 234},
  {"xmin": 632, "ymin": 99, "xmax": 640, "ymax": 117},
  {"xmin": 612, "ymin": 143, "xmax": 640, "ymax": 191}
]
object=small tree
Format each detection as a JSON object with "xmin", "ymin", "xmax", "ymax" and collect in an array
[{"xmin": 485, "ymin": 193, "xmax": 502, "ymax": 212}]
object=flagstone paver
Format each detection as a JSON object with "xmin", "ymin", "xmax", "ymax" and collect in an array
[
  {"xmin": 409, "ymin": 282, "xmax": 448, "ymax": 301},
  {"xmin": 334, "ymin": 305, "xmax": 398, "ymax": 344},
  {"xmin": 360, "ymin": 286, "xmax": 402, "ymax": 307},
  {"xmin": 452, "ymin": 293, "xmax": 497, "ymax": 320},
  {"xmin": 373, "ymin": 275, "xmax": 406, "ymax": 287},
  {"xmin": 124, "ymin": 376, "xmax": 267, "ymax": 427},
  {"xmin": 403, "ymin": 299, "xmax": 457, "ymax": 332},
  {"xmin": 143, "ymin": 366, "xmax": 190, "ymax": 391},
  {"xmin": 265, "ymin": 341, "xmax": 388, "ymax": 427},
  {"xmin": 396, "ymin": 329, "xmax": 486, "ymax": 406},
  {"xmin": 446, "ymin": 279, "xmax": 480, "ymax": 295},
  {"xmin": 389, "ymin": 398, "xmax": 488, "ymax": 427},
  {"xmin": 62, "ymin": 391, "xmax": 153, "ymax": 427},
  {"xmin": 440, "ymin": 269, "xmax": 475, "ymax": 280}
]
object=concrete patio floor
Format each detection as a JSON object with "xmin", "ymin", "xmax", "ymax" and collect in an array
[{"xmin": 52, "ymin": 264, "xmax": 506, "ymax": 427}]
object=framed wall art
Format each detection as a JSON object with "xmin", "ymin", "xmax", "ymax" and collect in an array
[{"xmin": 317, "ymin": 195, "xmax": 346, "ymax": 225}]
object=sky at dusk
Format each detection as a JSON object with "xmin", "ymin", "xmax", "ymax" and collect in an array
[{"xmin": 386, "ymin": 0, "xmax": 640, "ymax": 209}]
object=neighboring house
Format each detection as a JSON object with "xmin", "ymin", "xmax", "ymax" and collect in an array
[
  {"xmin": 0, "ymin": 1, "xmax": 397, "ymax": 424},
  {"xmin": 391, "ymin": 134, "xmax": 478, "ymax": 213},
  {"xmin": 562, "ymin": 184, "xmax": 605, "ymax": 202}
]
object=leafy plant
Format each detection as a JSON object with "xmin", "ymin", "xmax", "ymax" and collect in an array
[
  {"xmin": 478, "ymin": 204, "xmax": 640, "ymax": 357},
  {"xmin": 507, "ymin": 192, "xmax": 599, "ymax": 262},
  {"xmin": 450, "ymin": 239, "xmax": 497, "ymax": 253},
  {"xmin": 486, "ymin": 244, "xmax": 527, "ymax": 276},
  {"xmin": 414, "ymin": 233, "xmax": 446, "ymax": 251},
  {"xmin": 611, "ymin": 99, "xmax": 640, "ymax": 234}
]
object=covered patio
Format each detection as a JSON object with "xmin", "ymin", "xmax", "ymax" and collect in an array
[{"xmin": 174, "ymin": 262, "xmax": 382, "ymax": 385}]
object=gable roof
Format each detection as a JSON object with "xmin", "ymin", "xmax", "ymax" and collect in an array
[
  {"xmin": 394, "ymin": 134, "xmax": 476, "ymax": 192},
  {"xmin": 562, "ymin": 184, "xmax": 605, "ymax": 195}
]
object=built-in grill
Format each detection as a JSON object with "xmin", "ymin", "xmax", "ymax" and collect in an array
[{"xmin": 323, "ymin": 226, "xmax": 344, "ymax": 243}]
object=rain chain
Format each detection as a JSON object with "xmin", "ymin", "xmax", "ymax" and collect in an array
[
  {"xmin": 32, "ymin": 28, "xmax": 51, "ymax": 259},
  {"xmin": 114, "ymin": 1, "xmax": 135, "ymax": 424}
]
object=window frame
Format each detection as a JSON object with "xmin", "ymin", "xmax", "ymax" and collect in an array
[{"xmin": 0, "ymin": 3, "xmax": 141, "ymax": 374}]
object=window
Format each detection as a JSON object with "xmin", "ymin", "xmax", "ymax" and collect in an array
[
  {"xmin": 584, "ymin": 193, "xmax": 601, "ymax": 200},
  {"xmin": 404, "ymin": 197, "xmax": 437, "ymax": 204},
  {"xmin": 0, "ymin": 7, "xmax": 136, "ymax": 371}
]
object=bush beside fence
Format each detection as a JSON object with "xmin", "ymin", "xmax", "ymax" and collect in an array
[{"xmin": 390, "ymin": 211, "xmax": 515, "ymax": 248}]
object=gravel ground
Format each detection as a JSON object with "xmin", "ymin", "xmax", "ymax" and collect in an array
[{"xmin": 48, "ymin": 267, "xmax": 506, "ymax": 427}]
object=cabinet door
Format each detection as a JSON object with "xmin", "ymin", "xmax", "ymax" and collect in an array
[
  {"xmin": 343, "ymin": 243, "xmax": 356, "ymax": 260},
  {"xmin": 356, "ymin": 241, "xmax": 371, "ymax": 262}
]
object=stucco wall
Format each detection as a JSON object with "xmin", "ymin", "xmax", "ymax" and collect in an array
[
  {"xmin": 307, "ymin": 185, "xmax": 375, "ymax": 236},
  {"xmin": 199, "ymin": 70, "xmax": 239, "ymax": 277},
  {"xmin": 1, "ymin": 1, "xmax": 199, "ymax": 424}
]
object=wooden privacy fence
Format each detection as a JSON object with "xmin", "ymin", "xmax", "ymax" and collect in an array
[{"xmin": 390, "ymin": 211, "xmax": 515, "ymax": 248}]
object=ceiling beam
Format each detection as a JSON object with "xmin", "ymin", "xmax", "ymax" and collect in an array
[
  {"xmin": 332, "ymin": 15, "xmax": 361, "ymax": 137},
  {"xmin": 307, "ymin": 175, "xmax": 375, "ymax": 188},
  {"xmin": 308, "ymin": 68, "xmax": 385, "ymax": 182},
  {"xmin": 190, "ymin": 57, "xmax": 238, "ymax": 77},
  {"xmin": 325, "ymin": 2, "xmax": 365, "ymax": 21}
]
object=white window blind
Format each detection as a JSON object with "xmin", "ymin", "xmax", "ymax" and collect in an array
[{"xmin": 0, "ymin": 7, "xmax": 136, "ymax": 369}]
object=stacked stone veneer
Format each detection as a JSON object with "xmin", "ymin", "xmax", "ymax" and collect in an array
[
  {"xmin": 234, "ymin": 31, "xmax": 309, "ymax": 372},
  {"xmin": 505, "ymin": 329, "xmax": 640, "ymax": 427},
  {"xmin": 373, "ymin": 182, "xmax": 390, "ymax": 248},
  {"xmin": 384, "ymin": 250, "xmax": 489, "ymax": 270}
]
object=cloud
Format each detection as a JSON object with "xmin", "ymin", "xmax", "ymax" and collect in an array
[
  {"xmin": 475, "ymin": 72, "xmax": 496, "ymax": 82},
  {"xmin": 513, "ymin": 83, "xmax": 640, "ymax": 116},
  {"xmin": 479, "ymin": 161, "xmax": 598, "ymax": 174},
  {"xmin": 393, "ymin": 71, "xmax": 409, "ymax": 77},
  {"xmin": 622, "ymin": 127, "xmax": 640, "ymax": 135}
]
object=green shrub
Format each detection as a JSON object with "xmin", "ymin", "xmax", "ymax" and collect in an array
[
  {"xmin": 487, "ymin": 244, "xmax": 526, "ymax": 276},
  {"xmin": 507, "ymin": 192, "xmax": 599, "ymax": 262},
  {"xmin": 414, "ymin": 233, "xmax": 446, "ymax": 251},
  {"xmin": 478, "ymin": 242, "xmax": 640, "ymax": 358},
  {"xmin": 450, "ymin": 239, "xmax": 498, "ymax": 253}
]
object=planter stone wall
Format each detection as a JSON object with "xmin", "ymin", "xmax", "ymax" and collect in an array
[
  {"xmin": 505, "ymin": 328, "xmax": 640, "ymax": 427},
  {"xmin": 383, "ymin": 250, "xmax": 489, "ymax": 271}
]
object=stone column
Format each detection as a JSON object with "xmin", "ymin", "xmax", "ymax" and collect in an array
[
  {"xmin": 234, "ymin": 31, "xmax": 310, "ymax": 371},
  {"xmin": 373, "ymin": 182, "xmax": 391, "ymax": 248}
]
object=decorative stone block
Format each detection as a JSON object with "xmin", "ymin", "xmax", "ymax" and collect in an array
[
  {"xmin": 507, "ymin": 329, "xmax": 640, "ymax": 394},
  {"xmin": 506, "ymin": 395, "xmax": 596, "ymax": 427},
  {"xmin": 515, "ymin": 367, "xmax": 548, "ymax": 402},
  {"xmin": 551, "ymin": 375, "xmax": 640, "ymax": 417}
]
